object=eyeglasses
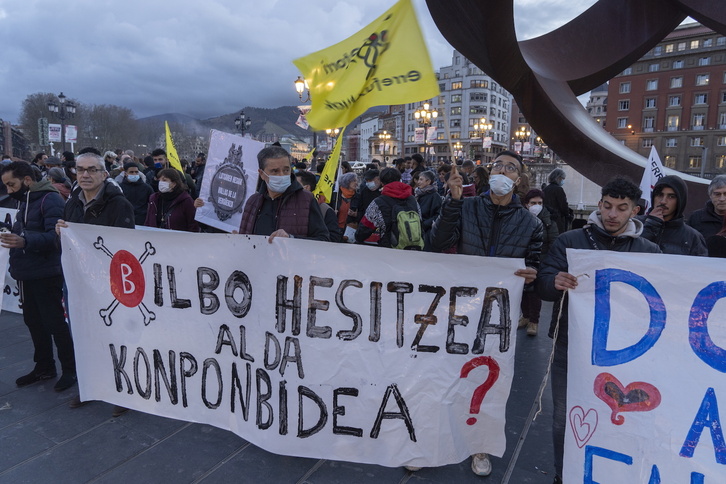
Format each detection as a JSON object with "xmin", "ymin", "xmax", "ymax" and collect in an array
[
  {"xmin": 491, "ymin": 162, "xmax": 519, "ymax": 174},
  {"xmin": 77, "ymin": 167, "xmax": 102, "ymax": 174}
]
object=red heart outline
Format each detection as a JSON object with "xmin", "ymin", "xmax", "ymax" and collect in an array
[
  {"xmin": 594, "ymin": 373, "xmax": 662, "ymax": 425},
  {"xmin": 569, "ymin": 406, "xmax": 598, "ymax": 448}
]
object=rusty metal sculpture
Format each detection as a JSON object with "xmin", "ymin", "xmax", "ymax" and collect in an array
[{"xmin": 426, "ymin": 0, "xmax": 726, "ymax": 211}]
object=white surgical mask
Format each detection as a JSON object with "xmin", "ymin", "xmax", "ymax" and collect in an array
[
  {"xmin": 366, "ymin": 181, "xmax": 378, "ymax": 190},
  {"xmin": 266, "ymin": 174, "xmax": 291, "ymax": 193},
  {"xmin": 127, "ymin": 174, "xmax": 140, "ymax": 183},
  {"xmin": 489, "ymin": 174, "xmax": 515, "ymax": 196},
  {"xmin": 528, "ymin": 204, "xmax": 543, "ymax": 216},
  {"xmin": 158, "ymin": 180, "xmax": 172, "ymax": 193}
]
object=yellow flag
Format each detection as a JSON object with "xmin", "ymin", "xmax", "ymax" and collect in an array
[
  {"xmin": 305, "ymin": 148, "xmax": 316, "ymax": 163},
  {"xmin": 293, "ymin": 0, "xmax": 439, "ymax": 130},
  {"xmin": 313, "ymin": 127, "xmax": 346, "ymax": 204},
  {"xmin": 164, "ymin": 121, "xmax": 184, "ymax": 174}
]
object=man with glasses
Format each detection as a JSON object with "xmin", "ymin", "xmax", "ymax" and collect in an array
[{"xmin": 430, "ymin": 150, "xmax": 542, "ymax": 476}]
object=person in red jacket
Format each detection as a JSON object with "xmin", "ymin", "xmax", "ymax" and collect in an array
[{"xmin": 144, "ymin": 168, "xmax": 200, "ymax": 232}]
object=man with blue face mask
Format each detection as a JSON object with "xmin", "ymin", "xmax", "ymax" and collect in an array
[
  {"xmin": 430, "ymin": 150, "xmax": 542, "ymax": 476},
  {"xmin": 119, "ymin": 162, "xmax": 153, "ymax": 226},
  {"xmin": 238, "ymin": 146, "xmax": 329, "ymax": 242}
]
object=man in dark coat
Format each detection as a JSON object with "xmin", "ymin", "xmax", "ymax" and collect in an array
[
  {"xmin": 536, "ymin": 176, "xmax": 661, "ymax": 484},
  {"xmin": 430, "ymin": 150, "xmax": 542, "ymax": 477},
  {"xmin": 640, "ymin": 175, "xmax": 706, "ymax": 255},
  {"xmin": 239, "ymin": 146, "xmax": 329, "ymax": 242},
  {"xmin": 1, "ymin": 162, "xmax": 76, "ymax": 392},
  {"xmin": 543, "ymin": 167, "xmax": 570, "ymax": 234},
  {"xmin": 296, "ymin": 170, "xmax": 341, "ymax": 243},
  {"xmin": 688, "ymin": 174, "xmax": 726, "ymax": 239},
  {"xmin": 119, "ymin": 162, "xmax": 153, "ymax": 226}
]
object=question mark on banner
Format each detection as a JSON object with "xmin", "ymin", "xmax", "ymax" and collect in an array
[{"xmin": 460, "ymin": 356, "xmax": 500, "ymax": 425}]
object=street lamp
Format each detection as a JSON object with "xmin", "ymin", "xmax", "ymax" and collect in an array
[
  {"xmin": 453, "ymin": 141, "xmax": 463, "ymax": 163},
  {"xmin": 378, "ymin": 130, "xmax": 391, "ymax": 162},
  {"xmin": 234, "ymin": 111, "xmax": 252, "ymax": 136},
  {"xmin": 47, "ymin": 92, "xmax": 76, "ymax": 153},
  {"xmin": 294, "ymin": 76, "xmax": 310, "ymax": 103},
  {"xmin": 473, "ymin": 117, "xmax": 493, "ymax": 160},
  {"xmin": 414, "ymin": 103, "xmax": 438, "ymax": 164},
  {"xmin": 515, "ymin": 126, "xmax": 531, "ymax": 153}
]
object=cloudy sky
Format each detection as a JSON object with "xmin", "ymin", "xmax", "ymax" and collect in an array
[{"xmin": 0, "ymin": 0, "xmax": 598, "ymax": 124}]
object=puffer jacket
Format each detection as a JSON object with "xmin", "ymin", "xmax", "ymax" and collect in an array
[
  {"xmin": 536, "ymin": 211, "xmax": 661, "ymax": 346},
  {"xmin": 430, "ymin": 192, "xmax": 543, "ymax": 269},
  {"xmin": 64, "ymin": 180, "xmax": 135, "ymax": 228},
  {"xmin": 8, "ymin": 179, "xmax": 65, "ymax": 281}
]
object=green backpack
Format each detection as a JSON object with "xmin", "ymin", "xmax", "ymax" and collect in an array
[{"xmin": 388, "ymin": 200, "xmax": 424, "ymax": 250}]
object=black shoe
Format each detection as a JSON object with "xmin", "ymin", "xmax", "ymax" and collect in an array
[
  {"xmin": 54, "ymin": 373, "xmax": 77, "ymax": 392},
  {"xmin": 553, "ymin": 476, "xmax": 562, "ymax": 484},
  {"xmin": 16, "ymin": 368, "xmax": 57, "ymax": 387}
]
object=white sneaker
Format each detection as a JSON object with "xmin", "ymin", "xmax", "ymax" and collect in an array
[
  {"xmin": 471, "ymin": 453, "xmax": 492, "ymax": 476},
  {"xmin": 404, "ymin": 466, "xmax": 421, "ymax": 472}
]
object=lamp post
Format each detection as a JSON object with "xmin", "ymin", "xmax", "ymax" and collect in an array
[
  {"xmin": 294, "ymin": 76, "xmax": 317, "ymax": 168},
  {"xmin": 414, "ymin": 103, "xmax": 438, "ymax": 164},
  {"xmin": 378, "ymin": 130, "xmax": 391, "ymax": 163},
  {"xmin": 515, "ymin": 126, "xmax": 531, "ymax": 153},
  {"xmin": 473, "ymin": 117, "xmax": 493, "ymax": 161},
  {"xmin": 325, "ymin": 128, "xmax": 340, "ymax": 161},
  {"xmin": 47, "ymin": 92, "xmax": 76, "ymax": 153},
  {"xmin": 453, "ymin": 141, "xmax": 463, "ymax": 163},
  {"xmin": 234, "ymin": 111, "xmax": 252, "ymax": 136}
]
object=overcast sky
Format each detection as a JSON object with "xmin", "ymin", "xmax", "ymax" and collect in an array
[{"xmin": 0, "ymin": 0, "xmax": 598, "ymax": 124}]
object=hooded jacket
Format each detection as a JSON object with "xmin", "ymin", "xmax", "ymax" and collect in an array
[
  {"xmin": 430, "ymin": 192, "xmax": 543, "ymax": 268},
  {"xmin": 8, "ymin": 179, "xmax": 65, "ymax": 281},
  {"xmin": 640, "ymin": 175, "xmax": 707, "ymax": 256},
  {"xmin": 355, "ymin": 181, "xmax": 420, "ymax": 247},
  {"xmin": 537, "ymin": 211, "xmax": 661, "ymax": 346}
]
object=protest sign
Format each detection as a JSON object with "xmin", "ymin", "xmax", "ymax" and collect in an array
[
  {"xmin": 0, "ymin": 208, "xmax": 20, "ymax": 314},
  {"xmin": 60, "ymin": 223, "xmax": 524, "ymax": 468},
  {"xmin": 194, "ymin": 130, "xmax": 264, "ymax": 233},
  {"xmin": 565, "ymin": 250, "xmax": 726, "ymax": 482}
]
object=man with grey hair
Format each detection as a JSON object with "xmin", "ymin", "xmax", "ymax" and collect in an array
[
  {"xmin": 688, "ymin": 174, "xmax": 726, "ymax": 239},
  {"xmin": 238, "ymin": 146, "xmax": 329, "ymax": 241},
  {"xmin": 544, "ymin": 167, "xmax": 570, "ymax": 234}
]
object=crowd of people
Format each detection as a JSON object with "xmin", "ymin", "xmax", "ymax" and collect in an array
[{"xmin": 3, "ymin": 143, "xmax": 726, "ymax": 482}]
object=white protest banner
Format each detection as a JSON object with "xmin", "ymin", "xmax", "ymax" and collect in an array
[
  {"xmin": 65, "ymin": 125, "xmax": 77, "ymax": 143},
  {"xmin": 564, "ymin": 250, "xmax": 726, "ymax": 483},
  {"xmin": 414, "ymin": 127, "xmax": 424, "ymax": 144},
  {"xmin": 61, "ymin": 223, "xmax": 524, "ymax": 468},
  {"xmin": 483, "ymin": 136, "xmax": 492, "ymax": 149},
  {"xmin": 0, "ymin": 208, "xmax": 21, "ymax": 314},
  {"xmin": 194, "ymin": 129, "xmax": 264, "ymax": 233},
  {"xmin": 638, "ymin": 146, "xmax": 666, "ymax": 211},
  {"xmin": 48, "ymin": 124, "xmax": 62, "ymax": 143}
]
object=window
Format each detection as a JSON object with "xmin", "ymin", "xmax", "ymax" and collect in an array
[
  {"xmin": 665, "ymin": 138, "xmax": 677, "ymax": 148},
  {"xmin": 643, "ymin": 117, "xmax": 655, "ymax": 131},
  {"xmin": 695, "ymin": 93, "xmax": 708, "ymax": 104},
  {"xmin": 689, "ymin": 156, "xmax": 702, "ymax": 169},
  {"xmin": 649, "ymin": 63, "xmax": 660, "ymax": 72},
  {"xmin": 646, "ymin": 79, "xmax": 658, "ymax": 91},
  {"xmin": 720, "ymin": 112, "xmax": 726, "ymax": 129},
  {"xmin": 718, "ymin": 136, "xmax": 726, "ymax": 146},
  {"xmin": 619, "ymin": 82, "xmax": 631, "ymax": 94},
  {"xmin": 653, "ymin": 46, "xmax": 662, "ymax": 56},
  {"xmin": 642, "ymin": 138, "xmax": 654, "ymax": 148},
  {"xmin": 438, "ymin": 83, "xmax": 446, "ymax": 92},
  {"xmin": 617, "ymin": 117, "xmax": 628, "ymax": 129},
  {"xmin": 691, "ymin": 40, "xmax": 700, "ymax": 49},
  {"xmin": 450, "ymin": 119, "xmax": 460, "ymax": 128},
  {"xmin": 450, "ymin": 107, "xmax": 461, "ymax": 115},
  {"xmin": 699, "ymin": 57, "xmax": 711, "ymax": 66},
  {"xmin": 667, "ymin": 115, "xmax": 680, "ymax": 131},
  {"xmin": 719, "ymin": 37, "xmax": 726, "ymax": 46},
  {"xmin": 664, "ymin": 155, "xmax": 676, "ymax": 168},
  {"xmin": 440, "ymin": 95, "xmax": 446, "ymax": 104},
  {"xmin": 692, "ymin": 113, "xmax": 706, "ymax": 129},
  {"xmin": 672, "ymin": 60, "xmax": 684, "ymax": 69},
  {"xmin": 691, "ymin": 137, "xmax": 704, "ymax": 147},
  {"xmin": 470, "ymin": 92, "xmax": 487, "ymax": 102},
  {"xmin": 665, "ymin": 44, "xmax": 674, "ymax": 53},
  {"xmin": 451, "ymin": 132, "xmax": 460, "ymax": 139},
  {"xmin": 696, "ymin": 74, "xmax": 710, "ymax": 86},
  {"xmin": 489, "ymin": 107, "xmax": 497, "ymax": 115},
  {"xmin": 724, "ymin": 72, "xmax": 726, "ymax": 84},
  {"xmin": 451, "ymin": 81, "xmax": 462, "ymax": 90},
  {"xmin": 622, "ymin": 67, "xmax": 633, "ymax": 75},
  {"xmin": 645, "ymin": 98, "xmax": 656, "ymax": 108},
  {"xmin": 491, "ymin": 95, "xmax": 497, "ymax": 104},
  {"xmin": 677, "ymin": 42, "xmax": 686, "ymax": 51},
  {"xmin": 671, "ymin": 77, "xmax": 683, "ymax": 88},
  {"xmin": 619, "ymin": 100, "xmax": 630, "ymax": 111},
  {"xmin": 436, "ymin": 132, "xmax": 445, "ymax": 140},
  {"xmin": 468, "ymin": 131, "xmax": 478, "ymax": 139},
  {"xmin": 470, "ymin": 80, "xmax": 488, "ymax": 88},
  {"xmin": 704, "ymin": 38, "xmax": 713, "ymax": 48},
  {"xmin": 669, "ymin": 95, "xmax": 681, "ymax": 107},
  {"xmin": 718, "ymin": 155, "xmax": 726, "ymax": 169},
  {"xmin": 451, "ymin": 94, "xmax": 462, "ymax": 103}
]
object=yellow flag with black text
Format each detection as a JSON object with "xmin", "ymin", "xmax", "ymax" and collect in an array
[
  {"xmin": 293, "ymin": 0, "xmax": 439, "ymax": 130},
  {"xmin": 164, "ymin": 121, "xmax": 184, "ymax": 174},
  {"xmin": 313, "ymin": 127, "xmax": 346, "ymax": 204}
]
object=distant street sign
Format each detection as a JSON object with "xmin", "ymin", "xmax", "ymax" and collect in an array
[
  {"xmin": 66, "ymin": 125, "xmax": 77, "ymax": 143},
  {"xmin": 48, "ymin": 124, "xmax": 62, "ymax": 143},
  {"xmin": 38, "ymin": 118, "xmax": 49, "ymax": 146}
]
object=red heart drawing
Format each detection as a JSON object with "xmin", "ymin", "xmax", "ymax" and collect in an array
[
  {"xmin": 569, "ymin": 406, "xmax": 598, "ymax": 448},
  {"xmin": 594, "ymin": 373, "xmax": 662, "ymax": 425}
]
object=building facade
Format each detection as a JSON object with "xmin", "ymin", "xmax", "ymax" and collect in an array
[
  {"xmin": 403, "ymin": 50, "xmax": 513, "ymax": 165},
  {"xmin": 586, "ymin": 83, "xmax": 609, "ymax": 127},
  {"xmin": 606, "ymin": 23, "xmax": 726, "ymax": 177}
]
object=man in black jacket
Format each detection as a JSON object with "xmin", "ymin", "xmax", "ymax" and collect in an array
[
  {"xmin": 536, "ymin": 176, "xmax": 661, "ymax": 484},
  {"xmin": 1, "ymin": 162, "xmax": 77, "ymax": 392},
  {"xmin": 430, "ymin": 150, "xmax": 542, "ymax": 476},
  {"xmin": 640, "ymin": 175, "xmax": 706, "ymax": 255},
  {"xmin": 119, "ymin": 162, "xmax": 153, "ymax": 226},
  {"xmin": 688, "ymin": 174, "xmax": 726, "ymax": 239}
]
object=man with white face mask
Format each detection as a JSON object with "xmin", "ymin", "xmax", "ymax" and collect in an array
[
  {"xmin": 430, "ymin": 150, "xmax": 542, "ymax": 476},
  {"xmin": 238, "ymin": 146, "xmax": 329, "ymax": 242}
]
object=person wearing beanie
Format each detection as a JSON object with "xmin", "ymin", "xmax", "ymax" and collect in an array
[{"xmin": 639, "ymin": 175, "xmax": 707, "ymax": 256}]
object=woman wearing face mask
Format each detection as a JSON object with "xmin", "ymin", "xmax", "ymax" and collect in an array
[
  {"xmin": 144, "ymin": 168, "xmax": 200, "ymax": 232},
  {"xmin": 519, "ymin": 189, "xmax": 559, "ymax": 336}
]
